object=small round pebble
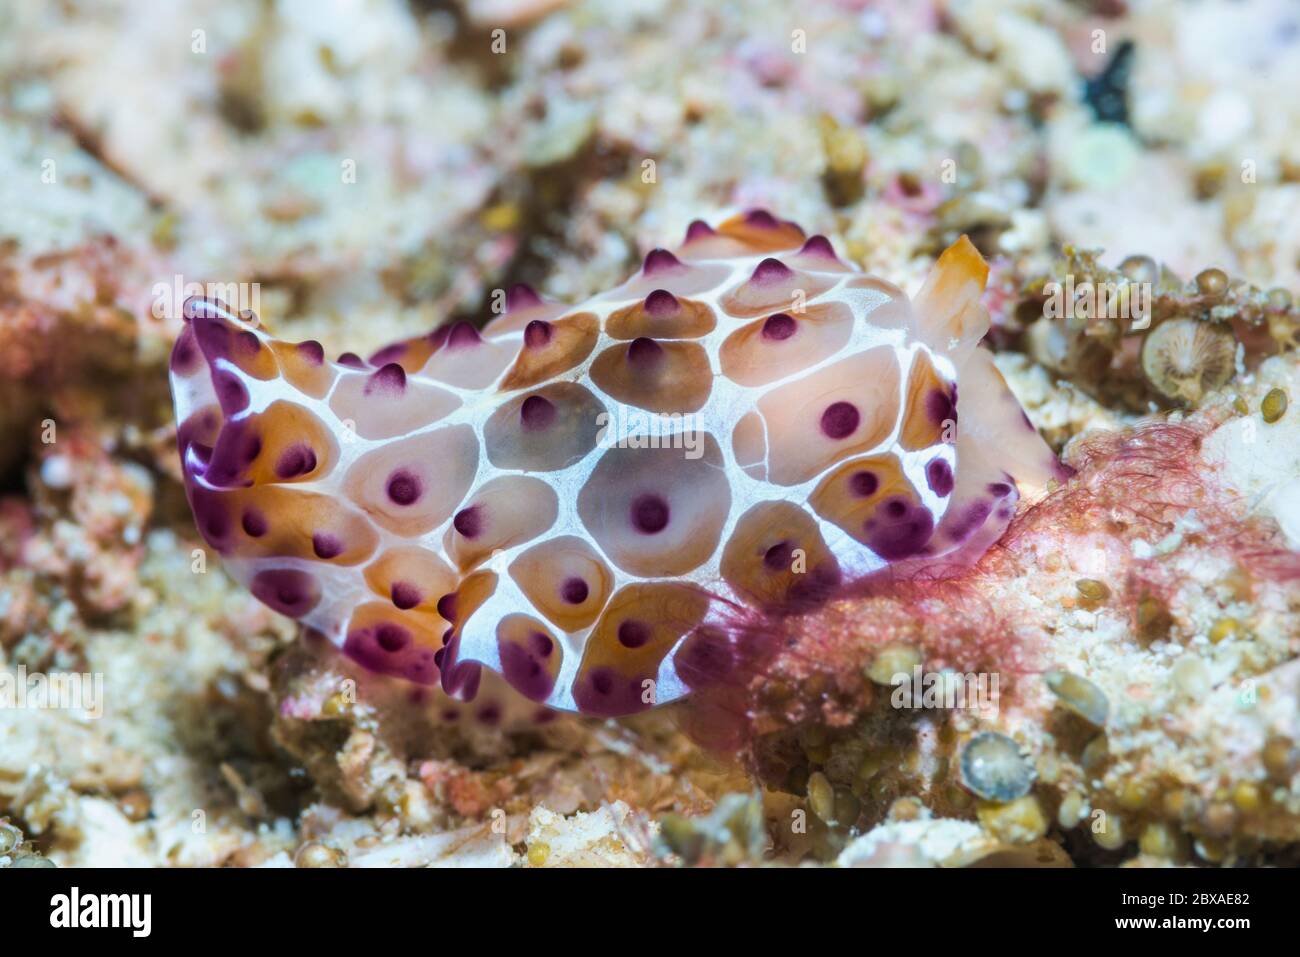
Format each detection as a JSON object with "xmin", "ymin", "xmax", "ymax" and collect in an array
[
  {"xmin": 1044, "ymin": 669, "xmax": 1110, "ymax": 727},
  {"xmin": 959, "ymin": 732, "xmax": 1034, "ymax": 802},
  {"xmin": 1261, "ymin": 388, "xmax": 1288, "ymax": 424}
]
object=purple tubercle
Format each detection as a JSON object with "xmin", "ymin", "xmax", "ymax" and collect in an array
[
  {"xmin": 520, "ymin": 394, "xmax": 557, "ymax": 431},
  {"xmin": 391, "ymin": 582, "xmax": 422, "ymax": 610},
  {"xmin": 864, "ymin": 500, "xmax": 936, "ymax": 560},
  {"xmin": 630, "ymin": 493, "xmax": 670, "ymax": 534},
  {"xmin": 684, "ymin": 219, "xmax": 716, "ymax": 242},
  {"xmin": 744, "ymin": 209, "xmax": 780, "ymax": 229},
  {"xmin": 241, "ymin": 509, "xmax": 268, "ymax": 538},
  {"xmin": 170, "ymin": 328, "xmax": 200, "ymax": 375},
  {"xmin": 849, "ymin": 470, "xmax": 878, "ymax": 497},
  {"xmin": 250, "ymin": 569, "xmax": 320, "ymax": 618},
  {"xmin": 643, "ymin": 248, "xmax": 684, "ymax": 276},
  {"xmin": 453, "ymin": 505, "xmax": 483, "ymax": 539},
  {"xmin": 524, "ymin": 319, "xmax": 553, "ymax": 349},
  {"xmin": 386, "ymin": 469, "xmax": 422, "ymax": 505},
  {"xmin": 928, "ymin": 385, "xmax": 957, "ymax": 426},
  {"xmin": 763, "ymin": 540, "xmax": 794, "ymax": 571},
  {"xmin": 644, "ymin": 289, "xmax": 680, "ymax": 316},
  {"xmin": 627, "ymin": 336, "xmax": 664, "ymax": 369},
  {"xmin": 560, "ymin": 577, "xmax": 589, "ymax": 604},
  {"xmin": 446, "ymin": 321, "xmax": 482, "ymax": 349},
  {"xmin": 211, "ymin": 369, "xmax": 250, "ymax": 416},
  {"xmin": 750, "ymin": 257, "xmax": 794, "ymax": 285},
  {"xmin": 297, "ymin": 340, "xmax": 325, "ymax": 365},
  {"xmin": 376, "ymin": 623, "xmax": 411, "ymax": 653},
  {"xmin": 276, "ymin": 444, "xmax": 317, "ymax": 480},
  {"xmin": 761, "ymin": 313, "xmax": 796, "ymax": 341},
  {"xmin": 364, "ymin": 362, "xmax": 407, "ymax": 397},
  {"xmin": 820, "ymin": 401, "xmax": 860, "ymax": 440},
  {"xmin": 617, "ymin": 620, "xmax": 650, "ymax": 648},
  {"xmin": 799, "ymin": 235, "xmax": 838, "ymax": 259},
  {"xmin": 500, "ymin": 639, "xmax": 555, "ymax": 702},
  {"xmin": 507, "ymin": 283, "xmax": 544, "ymax": 312},
  {"xmin": 926, "ymin": 457, "xmax": 955, "ymax": 497},
  {"xmin": 338, "ymin": 352, "xmax": 366, "ymax": 369},
  {"xmin": 312, "ymin": 533, "xmax": 344, "ymax": 560}
]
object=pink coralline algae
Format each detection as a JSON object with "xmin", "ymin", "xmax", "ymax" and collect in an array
[{"xmin": 169, "ymin": 210, "xmax": 1064, "ymax": 719}]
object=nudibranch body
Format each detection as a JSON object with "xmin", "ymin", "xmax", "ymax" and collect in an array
[{"xmin": 170, "ymin": 211, "xmax": 1063, "ymax": 719}]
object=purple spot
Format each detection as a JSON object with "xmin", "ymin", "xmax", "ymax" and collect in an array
[
  {"xmin": 170, "ymin": 329, "xmax": 199, "ymax": 374},
  {"xmin": 275, "ymin": 444, "xmax": 317, "ymax": 480},
  {"xmin": 761, "ymin": 313, "xmax": 797, "ymax": 340},
  {"xmin": 297, "ymin": 340, "xmax": 325, "ymax": 365},
  {"xmin": 231, "ymin": 330, "xmax": 258, "ymax": 356},
  {"xmin": 927, "ymin": 386, "xmax": 957, "ymax": 426},
  {"xmin": 560, "ymin": 577, "xmax": 589, "ymax": 604},
  {"xmin": 799, "ymin": 235, "xmax": 837, "ymax": 259},
  {"xmin": 684, "ymin": 219, "xmax": 716, "ymax": 242},
  {"xmin": 850, "ymin": 470, "xmax": 878, "ymax": 497},
  {"xmin": 926, "ymin": 458, "xmax": 954, "ymax": 497},
  {"xmin": 437, "ymin": 593, "xmax": 457, "ymax": 621},
  {"xmin": 630, "ymin": 494, "xmax": 670, "ymax": 534},
  {"xmin": 947, "ymin": 500, "xmax": 994, "ymax": 543},
  {"xmin": 530, "ymin": 632, "xmax": 554, "ymax": 657},
  {"xmin": 338, "ymin": 352, "xmax": 366, "ymax": 369},
  {"xmin": 865, "ymin": 503, "xmax": 935, "ymax": 560},
  {"xmin": 189, "ymin": 494, "xmax": 231, "ymax": 546},
  {"xmin": 592, "ymin": 670, "xmax": 615, "ymax": 694},
  {"xmin": 820, "ymin": 401, "xmax": 860, "ymax": 440},
  {"xmin": 643, "ymin": 249, "xmax": 683, "ymax": 275},
  {"xmin": 644, "ymin": 289, "xmax": 680, "ymax": 315},
  {"xmin": 507, "ymin": 284, "xmax": 544, "ymax": 312},
  {"xmin": 312, "ymin": 533, "xmax": 343, "ymax": 559},
  {"xmin": 988, "ymin": 482, "xmax": 1012, "ymax": 497},
  {"xmin": 446, "ymin": 322, "xmax": 481, "ymax": 348},
  {"xmin": 524, "ymin": 319, "xmax": 552, "ymax": 349},
  {"xmin": 212, "ymin": 369, "xmax": 249, "ymax": 416},
  {"xmin": 453, "ymin": 505, "xmax": 483, "ymax": 539},
  {"xmin": 391, "ymin": 582, "xmax": 421, "ymax": 610},
  {"xmin": 627, "ymin": 336, "xmax": 664, "ymax": 368},
  {"xmin": 386, "ymin": 469, "xmax": 421, "ymax": 506},
  {"xmin": 751, "ymin": 257, "xmax": 793, "ymax": 284},
  {"xmin": 763, "ymin": 541, "xmax": 794, "ymax": 571},
  {"xmin": 241, "ymin": 509, "xmax": 268, "ymax": 537},
  {"xmin": 364, "ymin": 362, "xmax": 406, "ymax": 396},
  {"xmin": 250, "ymin": 569, "xmax": 320, "ymax": 618},
  {"xmin": 343, "ymin": 627, "xmax": 437, "ymax": 685},
  {"xmin": 885, "ymin": 498, "xmax": 908, "ymax": 517},
  {"xmin": 618, "ymin": 620, "xmax": 650, "ymax": 648},
  {"xmin": 205, "ymin": 422, "xmax": 262, "ymax": 486},
  {"xmin": 520, "ymin": 394, "xmax": 556, "ymax": 431},
  {"xmin": 476, "ymin": 703, "xmax": 502, "ymax": 725},
  {"xmin": 376, "ymin": 623, "xmax": 411, "ymax": 653}
]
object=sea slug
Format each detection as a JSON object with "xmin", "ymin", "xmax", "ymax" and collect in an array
[{"xmin": 169, "ymin": 210, "xmax": 1064, "ymax": 719}]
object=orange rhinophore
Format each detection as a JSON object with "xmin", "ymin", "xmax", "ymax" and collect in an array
[{"xmin": 169, "ymin": 211, "xmax": 1065, "ymax": 721}]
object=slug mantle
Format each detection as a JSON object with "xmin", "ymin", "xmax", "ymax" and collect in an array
[{"xmin": 168, "ymin": 210, "xmax": 1064, "ymax": 719}]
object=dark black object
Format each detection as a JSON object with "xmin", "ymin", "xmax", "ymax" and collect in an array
[{"xmin": 1083, "ymin": 40, "xmax": 1135, "ymax": 126}]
